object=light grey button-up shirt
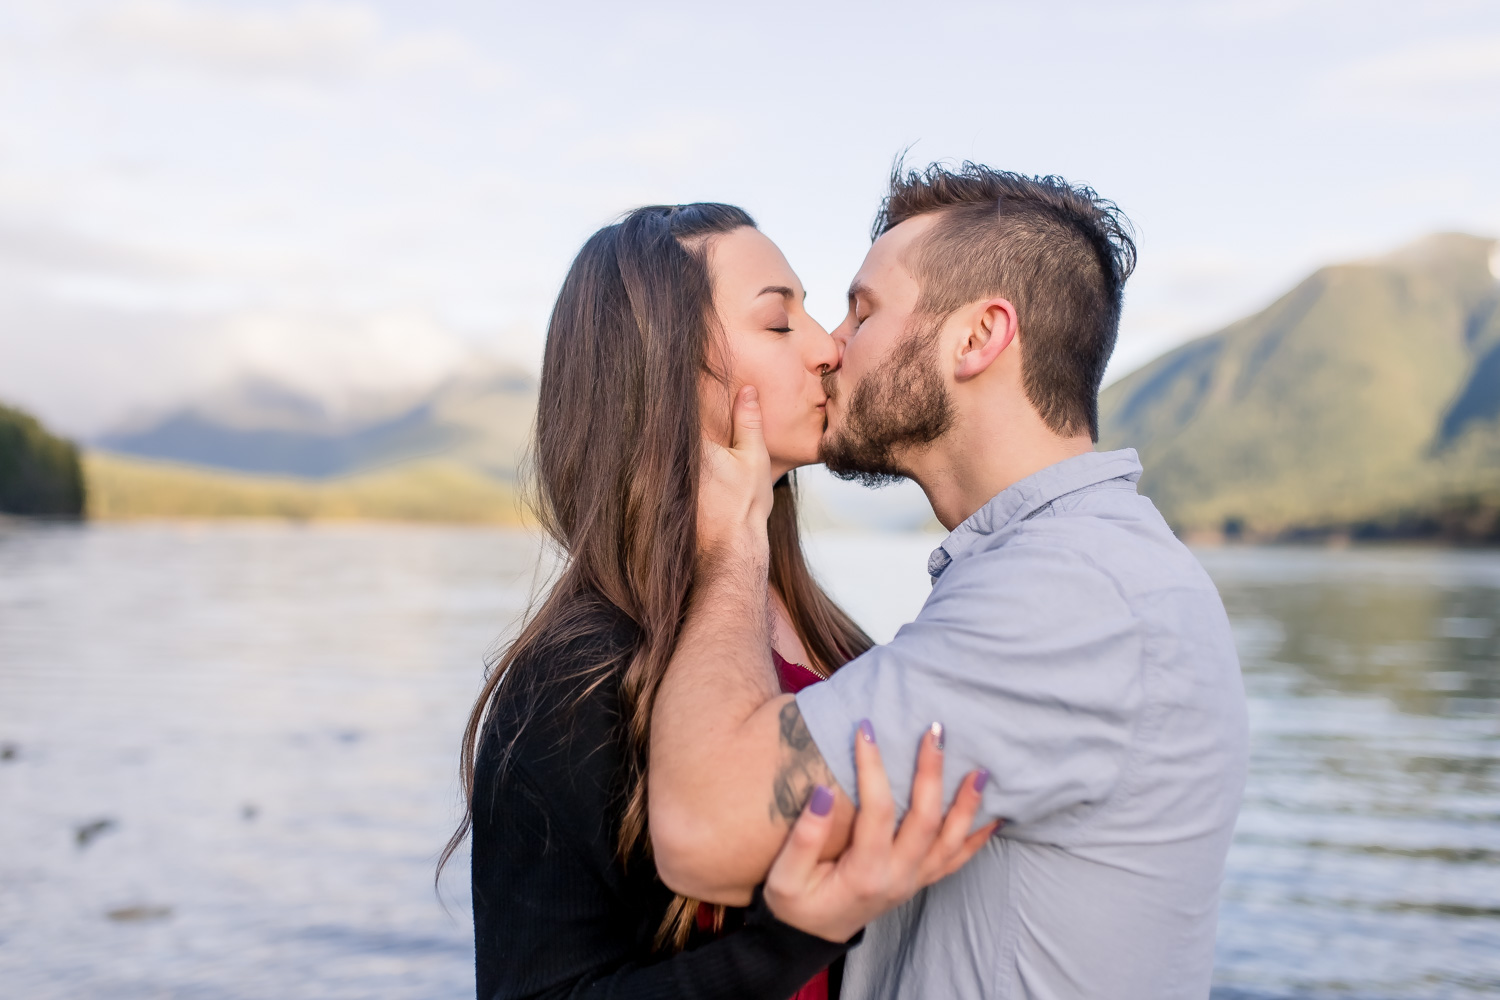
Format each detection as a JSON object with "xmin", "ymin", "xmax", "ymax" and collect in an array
[{"xmin": 797, "ymin": 449, "xmax": 1248, "ymax": 1000}]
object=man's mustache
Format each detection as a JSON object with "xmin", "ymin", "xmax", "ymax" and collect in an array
[{"xmin": 821, "ymin": 369, "xmax": 840, "ymax": 401}]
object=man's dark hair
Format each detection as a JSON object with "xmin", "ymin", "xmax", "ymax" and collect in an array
[{"xmin": 873, "ymin": 161, "xmax": 1136, "ymax": 441}]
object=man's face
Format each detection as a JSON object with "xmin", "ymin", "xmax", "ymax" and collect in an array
[{"xmin": 820, "ymin": 216, "xmax": 955, "ymax": 484}]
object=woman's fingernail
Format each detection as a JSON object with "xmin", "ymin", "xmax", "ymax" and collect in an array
[
  {"xmin": 930, "ymin": 721, "xmax": 945, "ymax": 751},
  {"xmin": 858, "ymin": 719, "xmax": 876, "ymax": 744},
  {"xmin": 808, "ymin": 784, "xmax": 834, "ymax": 816},
  {"xmin": 974, "ymin": 769, "xmax": 990, "ymax": 793}
]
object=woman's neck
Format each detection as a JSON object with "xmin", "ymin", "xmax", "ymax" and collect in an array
[{"xmin": 768, "ymin": 586, "xmax": 813, "ymax": 670}]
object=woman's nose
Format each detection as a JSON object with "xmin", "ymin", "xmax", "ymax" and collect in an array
[{"xmin": 809, "ymin": 327, "xmax": 840, "ymax": 374}]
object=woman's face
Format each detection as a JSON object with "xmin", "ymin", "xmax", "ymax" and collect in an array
[{"xmin": 701, "ymin": 227, "xmax": 839, "ymax": 478}]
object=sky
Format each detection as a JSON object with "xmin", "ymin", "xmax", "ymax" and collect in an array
[{"xmin": 1, "ymin": 0, "xmax": 1498, "ymax": 435}]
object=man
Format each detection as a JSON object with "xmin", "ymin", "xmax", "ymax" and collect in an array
[{"xmin": 649, "ymin": 162, "xmax": 1248, "ymax": 998}]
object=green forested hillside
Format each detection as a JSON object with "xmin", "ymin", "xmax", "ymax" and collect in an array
[
  {"xmin": 1100, "ymin": 233, "xmax": 1500, "ymax": 541},
  {"xmin": 0, "ymin": 403, "xmax": 85, "ymax": 516}
]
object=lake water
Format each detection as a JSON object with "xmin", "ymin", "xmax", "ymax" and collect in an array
[{"xmin": 1, "ymin": 523, "xmax": 1497, "ymax": 999}]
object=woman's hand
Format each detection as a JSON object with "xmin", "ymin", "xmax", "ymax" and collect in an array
[
  {"xmin": 761, "ymin": 721, "xmax": 1000, "ymax": 943},
  {"xmin": 697, "ymin": 384, "xmax": 774, "ymax": 562}
]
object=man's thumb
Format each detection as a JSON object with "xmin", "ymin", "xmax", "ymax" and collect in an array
[{"xmin": 732, "ymin": 384, "xmax": 765, "ymax": 452}]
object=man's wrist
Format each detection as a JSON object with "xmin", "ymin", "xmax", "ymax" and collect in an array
[{"xmin": 698, "ymin": 523, "xmax": 769, "ymax": 578}]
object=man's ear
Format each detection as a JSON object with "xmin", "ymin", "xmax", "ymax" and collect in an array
[{"xmin": 955, "ymin": 298, "xmax": 1018, "ymax": 381}]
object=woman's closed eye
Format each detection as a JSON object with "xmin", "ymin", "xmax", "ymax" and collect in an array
[{"xmin": 764, "ymin": 313, "xmax": 792, "ymax": 334}]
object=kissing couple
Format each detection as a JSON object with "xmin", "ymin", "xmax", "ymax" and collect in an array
[{"xmin": 444, "ymin": 161, "xmax": 1249, "ymax": 1000}]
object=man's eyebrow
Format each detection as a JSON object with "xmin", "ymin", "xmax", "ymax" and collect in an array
[{"xmin": 847, "ymin": 281, "xmax": 875, "ymax": 306}]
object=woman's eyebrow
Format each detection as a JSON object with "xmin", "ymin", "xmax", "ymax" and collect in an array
[{"xmin": 756, "ymin": 285, "xmax": 797, "ymax": 300}]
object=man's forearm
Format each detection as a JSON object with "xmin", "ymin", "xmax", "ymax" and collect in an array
[
  {"xmin": 648, "ymin": 545, "xmax": 848, "ymax": 902},
  {"xmin": 669, "ymin": 544, "xmax": 780, "ymax": 725}
]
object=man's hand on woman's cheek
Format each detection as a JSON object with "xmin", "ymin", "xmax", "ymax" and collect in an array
[{"xmin": 697, "ymin": 385, "xmax": 774, "ymax": 560}]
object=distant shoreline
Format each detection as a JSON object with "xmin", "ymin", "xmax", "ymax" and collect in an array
[
  {"xmin": 81, "ymin": 450, "xmax": 530, "ymax": 526},
  {"xmin": 7, "ymin": 446, "xmax": 1489, "ymax": 547},
  {"xmin": 1178, "ymin": 507, "xmax": 1500, "ymax": 548}
]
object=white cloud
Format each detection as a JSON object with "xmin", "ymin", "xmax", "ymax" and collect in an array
[
  {"xmin": 0, "ymin": 213, "xmax": 476, "ymax": 431},
  {"xmin": 1320, "ymin": 36, "xmax": 1500, "ymax": 119},
  {"xmin": 211, "ymin": 308, "xmax": 474, "ymax": 414},
  {"xmin": 74, "ymin": 0, "xmax": 498, "ymax": 86},
  {"xmin": 1072, "ymin": 0, "xmax": 1484, "ymax": 33},
  {"xmin": 1188, "ymin": 0, "xmax": 1486, "ymax": 27},
  {"xmin": 0, "ymin": 215, "xmax": 253, "ymax": 315},
  {"xmin": 0, "ymin": 293, "xmax": 477, "ymax": 434},
  {"xmin": 567, "ymin": 112, "xmax": 742, "ymax": 172},
  {"xmin": 0, "ymin": 217, "xmax": 177, "ymax": 278},
  {"xmin": 0, "ymin": 291, "xmax": 206, "ymax": 434}
]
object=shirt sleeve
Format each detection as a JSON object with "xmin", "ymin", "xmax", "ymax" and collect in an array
[{"xmin": 795, "ymin": 538, "xmax": 1144, "ymax": 833}]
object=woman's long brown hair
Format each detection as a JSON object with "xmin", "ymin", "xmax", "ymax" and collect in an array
[{"xmin": 437, "ymin": 203, "xmax": 872, "ymax": 951}]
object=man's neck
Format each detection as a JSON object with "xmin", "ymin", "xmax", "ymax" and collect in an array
[{"xmin": 904, "ymin": 413, "xmax": 1095, "ymax": 531}]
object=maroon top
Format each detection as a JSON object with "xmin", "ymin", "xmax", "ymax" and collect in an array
[{"xmin": 774, "ymin": 648, "xmax": 825, "ymax": 695}]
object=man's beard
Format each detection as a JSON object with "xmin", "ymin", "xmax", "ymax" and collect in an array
[{"xmin": 819, "ymin": 315, "xmax": 955, "ymax": 486}]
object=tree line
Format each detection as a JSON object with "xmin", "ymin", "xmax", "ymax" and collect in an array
[{"xmin": 0, "ymin": 402, "xmax": 85, "ymax": 517}]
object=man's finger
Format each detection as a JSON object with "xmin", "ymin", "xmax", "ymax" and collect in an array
[{"xmin": 731, "ymin": 384, "xmax": 766, "ymax": 455}]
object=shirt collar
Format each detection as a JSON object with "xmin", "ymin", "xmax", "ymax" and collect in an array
[{"xmin": 927, "ymin": 449, "xmax": 1143, "ymax": 579}]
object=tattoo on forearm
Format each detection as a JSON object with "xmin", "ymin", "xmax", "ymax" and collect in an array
[{"xmin": 770, "ymin": 701, "xmax": 834, "ymax": 825}]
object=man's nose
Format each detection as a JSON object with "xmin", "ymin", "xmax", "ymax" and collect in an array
[{"xmin": 829, "ymin": 317, "xmax": 852, "ymax": 354}]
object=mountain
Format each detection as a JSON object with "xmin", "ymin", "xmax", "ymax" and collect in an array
[
  {"xmin": 96, "ymin": 362, "xmax": 537, "ymax": 481},
  {"xmin": 0, "ymin": 402, "xmax": 85, "ymax": 516},
  {"xmin": 1100, "ymin": 232, "xmax": 1500, "ymax": 542},
  {"xmin": 84, "ymin": 361, "xmax": 536, "ymax": 522}
]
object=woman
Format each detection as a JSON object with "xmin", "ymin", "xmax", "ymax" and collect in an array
[{"xmin": 441, "ymin": 204, "xmax": 993, "ymax": 999}]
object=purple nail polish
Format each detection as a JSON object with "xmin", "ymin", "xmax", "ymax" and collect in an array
[
  {"xmin": 808, "ymin": 784, "xmax": 834, "ymax": 816},
  {"xmin": 858, "ymin": 719, "xmax": 876, "ymax": 744},
  {"xmin": 974, "ymin": 769, "xmax": 990, "ymax": 793},
  {"xmin": 930, "ymin": 721, "xmax": 945, "ymax": 751}
]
